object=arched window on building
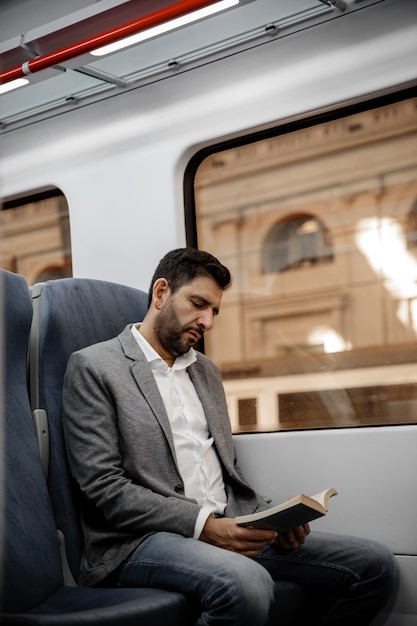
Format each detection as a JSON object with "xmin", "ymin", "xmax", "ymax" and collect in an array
[
  {"xmin": 406, "ymin": 200, "xmax": 417, "ymax": 249},
  {"xmin": 262, "ymin": 213, "xmax": 334, "ymax": 273}
]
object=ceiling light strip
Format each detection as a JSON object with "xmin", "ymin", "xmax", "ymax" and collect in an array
[
  {"xmin": 0, "ymin": 0, "xmax": 239, "ymax": 86},
  {"xmin": 91, "ymin": 0, "xmax": 238, "ymax": 56},
  {"xmin": 0, "ymin": 78, "xmax": 29, "ymax": 95}
]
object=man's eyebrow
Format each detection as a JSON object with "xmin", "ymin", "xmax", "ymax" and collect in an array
[{"xmin": 191, "ymin": 294, "xmax": 220, "ymax": 315}]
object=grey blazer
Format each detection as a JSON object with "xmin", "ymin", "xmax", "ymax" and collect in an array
[{"xmin": 63, "ymin": 325, "xmax": 267, "ymax": 586}]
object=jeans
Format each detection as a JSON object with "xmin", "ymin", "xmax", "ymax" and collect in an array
[
  {"xmin": 258, "ymin": 531, "xmax": 399, "ymax": 625},
  {"xmin": 115, "ymin": 530, "xmax": 398, "ymax": 626}
]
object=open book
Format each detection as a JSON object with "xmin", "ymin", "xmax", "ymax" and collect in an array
[{"xmin": 235, "ymin": 487, "xmax": 338, "ymax": 533}]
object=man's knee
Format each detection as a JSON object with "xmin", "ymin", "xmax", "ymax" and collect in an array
[
  {"xmin": 369, "ymin": 540, "xmax": 399, "ymax": 610},
  {"xmin": 209, "ymin": 552, "xmax": 275, "ymax": 624},
  {"xmin": 228, "ymin": 555, "xmax": 275, "ymax": 616},
  {"xmin": 364, "ymin": 540, "xmax": 398, "ymax": 590}
]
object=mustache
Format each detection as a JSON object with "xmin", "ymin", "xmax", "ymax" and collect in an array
[{"xmin": 185, "ymin": 325, "xmax": 205, "ymax": 338}]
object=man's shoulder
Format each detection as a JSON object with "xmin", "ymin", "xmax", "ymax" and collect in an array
[{"xmin": 69, "ymin": 325, "xmax": 133, "ymax": 363}]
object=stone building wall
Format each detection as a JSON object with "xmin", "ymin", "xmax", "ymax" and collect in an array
[
  {"xmin": 0, "ymin": 193, "xmax": 72, "ymax": 285},
  {"xmin": 195, "ymin": 97, "xmax": 417, "ymax": 371}
]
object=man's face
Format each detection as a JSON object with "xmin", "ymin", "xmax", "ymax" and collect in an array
[{"xmin": 153, "ymin": 275, "xmax": 223, "ymax": 358}]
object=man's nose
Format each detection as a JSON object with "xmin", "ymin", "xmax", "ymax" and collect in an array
[{"xmin": 198, "ymin": 309, "xmax": 214, "ymax": 331}]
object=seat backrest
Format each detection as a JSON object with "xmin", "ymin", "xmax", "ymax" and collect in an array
[
  {"xmin": 0, "ymin": 269, "xmax": 64, "ymax": 612},
  {"xmin": 29, "ymin": 277, "xmax": 149, "ymax": 581}
]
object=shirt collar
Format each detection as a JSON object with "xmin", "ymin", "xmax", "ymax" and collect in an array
[{"xmin": 131, "ymin": 323, "xmax": 196, "ymax": 372}]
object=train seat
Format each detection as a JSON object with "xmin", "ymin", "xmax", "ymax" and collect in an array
[
  {"xmin": 0, "ymin": 268, "xmax": 194, "ymax": 625},
  {"xmin": 28, "ymin": 275, "xmax": 307, "ymax": 625},
  {"xmin": 29, "ymin": 277, "xmax": 150, "ymax": 584}
]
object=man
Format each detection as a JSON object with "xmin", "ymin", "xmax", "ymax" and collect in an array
[{"xmin": 63, "ymin": 247, "xmax": 397, "ymax": 625}]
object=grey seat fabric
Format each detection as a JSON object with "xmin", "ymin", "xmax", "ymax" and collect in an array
[
  {"xmin": 29, "ymin": 277, "xmax": 150, "ymax": 583},
  {"xmin": 0, "ymin": 269, "xmax": 194, "ymax": 625},
  {"xmin": 1, "ymin": 270, "xmax": 63, "ymax": 613}
]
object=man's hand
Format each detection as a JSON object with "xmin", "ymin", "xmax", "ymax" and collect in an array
[
  {"xmin": 200, "ymin": 516, "xmax": 311, "ymax": 557},
  {"xmin": 199, "ymin": 515, "xmax": 277, "ymax": 558},
  {"xmin": 274, "ymin": 523, "xmax": 311, "ymax": 550}
]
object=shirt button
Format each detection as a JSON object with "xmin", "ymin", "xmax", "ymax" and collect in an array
[{"xmin": 175, "ymin": 484, "xmax": 184, "ymax": 494}]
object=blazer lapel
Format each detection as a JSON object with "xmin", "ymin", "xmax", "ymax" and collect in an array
[
  {"xmin": 188, "ymin": 359, "xmax": 235, "ymax": 472},
  {"xmin": 118, "ymin": 326, "xmax": 178, "ymax": 466}
]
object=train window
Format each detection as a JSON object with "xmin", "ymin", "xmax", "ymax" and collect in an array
[
  {"xmin": 189, "ymin": 93, "xmax": 417, "ymax": 433},
  {"xmin": 0, "ymin": 188, "xmax": 72, "ymax": 285}
]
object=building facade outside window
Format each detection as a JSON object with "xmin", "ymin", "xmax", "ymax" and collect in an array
[
  {"xmin": 192, "ymin": 96, "xmax": 417, "ymax": 432},
  {"xmin": 0, "ymin": 189, "xmax": 72, "ymax": 285}
]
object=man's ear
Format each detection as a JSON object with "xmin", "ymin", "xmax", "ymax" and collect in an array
[{"xmin": 153, "ymin": 278, "xmax": 170, "ymax": 310}]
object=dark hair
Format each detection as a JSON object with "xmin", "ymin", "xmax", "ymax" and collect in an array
[{"xmin": 148, "ymin": 248, "xmax": 231, "ymax": 307}]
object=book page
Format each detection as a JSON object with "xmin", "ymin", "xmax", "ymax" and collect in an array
[{"xmin": 310, "ymin": 488, "xmax": 338, "ymax": 510}]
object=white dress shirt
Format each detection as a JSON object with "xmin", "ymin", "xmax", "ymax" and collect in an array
[{"xmin": 131, "ymin": 324, "xmax": 227, "ymax": 537}]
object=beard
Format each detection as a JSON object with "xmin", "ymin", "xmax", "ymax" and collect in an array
[{"xmin": 153, "ymin": 298, "xmax": 203, "ymax": 358}]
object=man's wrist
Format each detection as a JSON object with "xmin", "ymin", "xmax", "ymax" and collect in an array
[{"xmin": 194, "ymin": 508, "xmax": 215, "ymax": 539}]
